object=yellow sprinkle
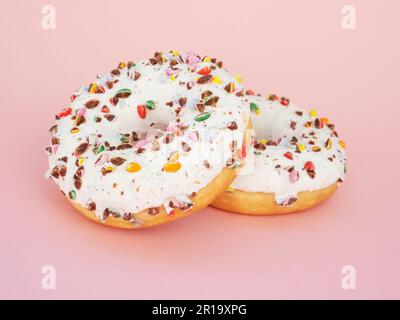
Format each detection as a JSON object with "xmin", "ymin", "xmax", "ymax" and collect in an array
[
  {"xmin": 321, "ymin": 117, "xmax": 330, "ymax": 124},
  {"xmin": 88, "ymin": 83, "xmax": 97, "ymax": 93},
  {"xmin": 212, "ymin": 76, "xmax": 222, "ymax": 85},
  {"xmin": 125, "ymin": 162, "xmax": 141, "ymax": 173},
  {"xmin": 259, "ymin": 139, "xmax": 268, "ymax": 144},
  {"xmin": 172, "ymin": 50, "xmax": 180, "ymax": 56},
  {"xmin": 194, "ymin": 179, "xmax": 200, "ymax": 184},
  {"xmin": 297, "ymin": 143, "xmax": 306, "ymax": 152},
  {"xmin": 163, "ymin": 162, "xmax": 182, "ymax": 173},
  {"xmin": 105, "ymin": 166, "xmax": 114, "ymax": 172},
  {"xmin": 203, "ymin": 56, "xmax": 211, "ymax": 62},
  {"xmin": 255, "ymin": 108, "xmax": 261, "ymax": 115},
  {"xmin": 339, "ymin": 140, "xmax": 347, "ymax": 149},
  {"xmin": 70, "ymin": 127, "xmax": 79, "ymax": 134},
  {"xmin": 118, "ymin": 62, "xmax": 126, "ymax": 69},
  {"xmin": 309, "ymin": 109, "xmax": 318, "ymax": 118},
  {"xmin": 162, "ymin": 56, "xmax": 167, "ymax": 63},
  {"xmin": 226, "ymin": 186, "xmax": 235, "ymax": 193},
  {"xmin": 169, "ymin": 152, "xmax": 180, "ymax": 163},
  {"xmin": 234, "ymin": 74, "xmax": 243, "ymax": 84},
  {"xmin": 326, "ymin": 138, "xmax": 332, "ymax": 150},
  {"xmin": 170, "ymin": 75, "xmax": 176, "ymax": 81},
  {"xmin": 78, "ymin": 157, "xmax": 85, "ymax": 166}
]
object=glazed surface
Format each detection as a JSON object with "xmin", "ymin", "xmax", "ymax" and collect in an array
[
  {"xmin": 46, "ymin": 51, "xmax": 249, "ymax": 222},
  {"xmin": 230, "ymin": 94, "xmax": 346, "ymax": 206}
]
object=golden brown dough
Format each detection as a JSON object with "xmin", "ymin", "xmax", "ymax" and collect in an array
[
  {"xmin": 211, "ymin": 183, "xmax": 338, "ymax": 215},
  {"xmin": 70, "ymin": 167, "xmax": 237, "ymax": 228}
]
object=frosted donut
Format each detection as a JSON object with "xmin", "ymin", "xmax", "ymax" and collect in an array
[
  {"xmin": 46, "ymin": 51, "xmax": 250, "ymax": 228},
  {"xmin": 212, "ymin": 93, "xmax": 346, "ymax": 215}
]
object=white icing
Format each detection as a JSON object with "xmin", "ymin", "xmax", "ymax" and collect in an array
[
  {"xmin": 46, "ymin": 51, "xmax": 249, "ymax": 220},
  {"xmin": 231, "ymin": 95, "xmax": 346, "ymax": 204}
]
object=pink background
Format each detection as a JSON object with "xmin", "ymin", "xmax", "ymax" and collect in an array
[{"xmin": 0, "ymin": 0, "xmax": 399, "ymax": 299}]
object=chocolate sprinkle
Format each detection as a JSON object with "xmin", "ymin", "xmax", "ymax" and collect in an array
[
  {"xmin": 74, "ymin": 143, "xmax": 88, "ymax": 156},
  {"xmin": 227, "ymin": 121, "xmax": 238, "ymax": 130},
  {"xmin": 116, "ymin": 144, "xmax": 133, "ymax": 150},
  {"xmin": 197, "ymin": 74, "xmax": 213, "ymax": 84},
  {"xmin": 110, "ymin": 157, "xmax": 125, "ymax": 166},
  {"xmin": 85, "ymin": 100, "xmax": 100, "ymax": 109}
]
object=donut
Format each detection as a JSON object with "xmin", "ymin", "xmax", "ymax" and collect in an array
[
  {"xmin": 212, "ymin": 93, "xmax": 346, "ymax": 215},
  {"xmin": 46, "ymin": 51, "xmax": 250, "ymax": 228}
]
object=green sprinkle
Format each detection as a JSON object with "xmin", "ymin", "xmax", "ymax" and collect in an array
[
  {"xmin": 96, "ymin": 145, "xmax": 105, "ymax": 154},
  {"xmin": 118, "ymin": 134, "xmax": 129, "ymax": 143},
  {"xmin": 146, "ymin": 100, "xmax": 155, "ymax": 110},
  {"xmin": 68, "ymin": 190, "xmax": 76, "ymax": 200},
  {"xmin": 194, "ymin": 112, "xmax": 211, "ymax": 122},
  {"xmin": 250, "ymin": 102, "xmax": 259, "ymax": 112}
]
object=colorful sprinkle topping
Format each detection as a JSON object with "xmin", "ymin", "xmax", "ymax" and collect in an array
[
  {"xmin": 197, "ymin": 67, "xmax": 212, "ymax": 75},
  {"xmin": 95, "ymin": 145, "xmax": 105, "ymax": 154},
  {"xmin": 309, "ymin": 109, "xmax": 317, "ymax": 118},
  {"xmin": 280, "ymin": 97, "xmax": 290, "ymax": 106},
  {"xmin": 58, "ymin": 107, "xmax": 72, "ymax": 118},
  {"xmin": 85, "ymin": 100, "xmax": 100, "ymax": 109},
  {"xmin": 125, "ymin": 162, "xmax": 141, "ymax": 173},
  {"xmin": 250, "ymin": 102, "xmax": 259, "ymax": 113},
  {"xmin": 297, "ymin": 143, "xmax": 306, "ymax": 152},
  {"xmin": 163, "ymin": 162, "xmax": 182, "ymax": 173},
  {"xmin": 284, "ymin": 152, "xmax": 293, "ymax": 160},
  {"xmin": 68, "ymin": 190, "xmax": 76, "ymax": 200},
  {"xmin": 224, "ymin": 82, "xmax": 235, "ymax": 93},
  {"xmin": 197, "ymin": 74, "xmax": 213, "ymax": 84},
  {"xmin": 304, "ymin": 161, "xmax": 315, "ymax": 171},
  {"xmin": 212, "ymin": 76, "xmax": 222, "ymax": 84},
  {"xmin": 115, "ymin": 88, "xmax": 132, "ymax": 99},
  {"xmin": 46, "ymin": 51, "xmax": 249, "ymax": 224},
  {"xmin": 289, "ymin": 169, "xmax": 299, "ymax": 183},
  {"xmin": 234, "ymin": 74, "xmax": 243, "ymax": 84},
  {"xmin": 194, "ymin": 112, "xmax": 211, "ymax": 122},
  {"xmin": 88, "ymin": 83, "xmax": 98, "ymax": 93},
  {"xmin": 137, "ymin": 105, "xmax": 146, "ymax": 119},
  {"xmin": 146, "ymin": 100, "xmax": 155, "ymax": 110}
]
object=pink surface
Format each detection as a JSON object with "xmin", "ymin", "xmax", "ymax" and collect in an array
[{"xmin": 0, "ymin": 0, "xmax": 399, "ymax": 299}]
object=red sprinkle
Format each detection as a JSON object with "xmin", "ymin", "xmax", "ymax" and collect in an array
[
  {"xmin": 245, "ymin": 89, "xmax": 255, "ymax": 95},
  {"xmin": 137, "ymin": 105, "xmax": 146, "ymax": 119},
  {"xmin": 58, "ymin": 107, "xmax": 72, "ymax": 118},
  {"xmin": 304, "ymin": 161, "xmax": 315, "ymax": 171},
  {"xmin": 70, "ymin": 95, "xmax": 76, "ymax": 102},
  {"xmin": 101, "ymin": 106, "xmax": 110, "ymax": 113},
  {"xmin": 280, "ymin": 97, "xmax": 290, "ymax": 106},
  {"xmin": 284, "ymin": 152, "xmax": 293, "ymax": 160},
  {"xmin": 240, "ymin": 139, "xmax": 247, "ymax": 159},
  {"xmin": 197, "ymin": 67, "xmax": 211, "ymax": 75}
]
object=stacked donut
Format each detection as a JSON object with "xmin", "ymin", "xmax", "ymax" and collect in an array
[
  {"xmin": 212, "ymin": 93, "xmax": 346, "ymax": 215},
  {"xmin": 46, "ymin": 51, "xmax": 346, "ymax": 228}
]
